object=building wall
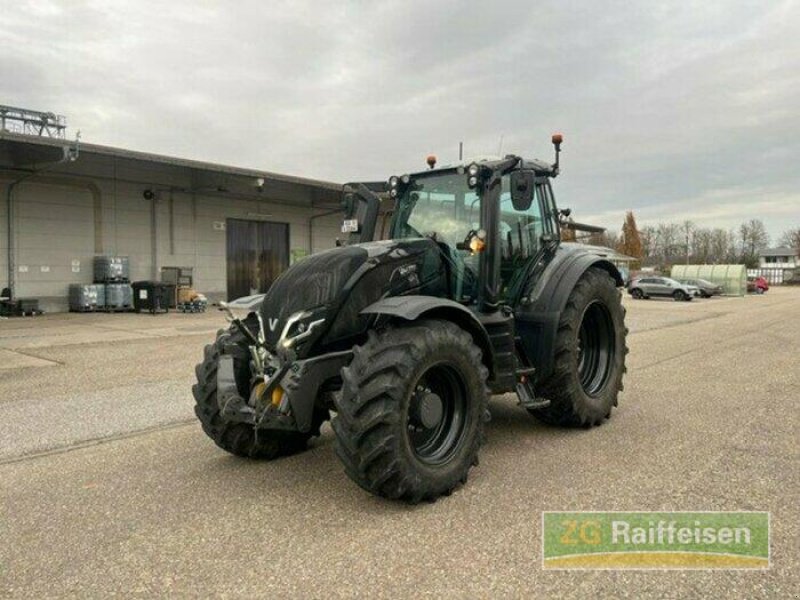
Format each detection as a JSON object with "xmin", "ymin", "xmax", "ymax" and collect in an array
[
  {"xmin": 1, "ymin": 173, "xmax": 341, "ymax": 312},
  {"xmin": 759, "ymin": 256, "xmax": 798, "ymax": 268}
]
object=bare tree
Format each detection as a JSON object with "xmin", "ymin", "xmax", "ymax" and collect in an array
[
  {"xmin": 640, "ymin": 225, "xmax": 655, "ymax": 259},
  {"xmin": 778, "ymin": 228, "xmax": 800, "ymax": 255},
  {"xmin": 682, "ymin": 220, "xmax": 694, "ymax": 265},
  {"xmin": 656, "ymin": 223, "xmax": 681, "ymax": 263},
  {"xmin": 739, "ymin": 219, "xmax": 769, "ymax": 267},
  {"xmin": 693, "ymin": 227, "xmax": 713, "ymax": 263}
]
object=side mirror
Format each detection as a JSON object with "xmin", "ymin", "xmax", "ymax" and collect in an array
[{"xmin": 510, "ymin": 170, "xmax": 534, "ymax": 211}]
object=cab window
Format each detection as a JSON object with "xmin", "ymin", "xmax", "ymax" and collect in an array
[
  {"xmin": 498, "ymin": 176, "xmax": 547, "ymax": 296},
  {"xmin": 499, "ymin": 177, "xmax": 544, "ymax": 265}
]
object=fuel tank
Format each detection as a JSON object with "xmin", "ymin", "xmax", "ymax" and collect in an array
[{"xmin": 257, "ymin": 238, "xmax": 448, "ymax": 354}]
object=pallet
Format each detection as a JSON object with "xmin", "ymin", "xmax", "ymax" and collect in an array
[
  {"xmin": 95, "ymin": 279, "xmax": 131, "ymax": 285},
  {"xmin": 98, "ymin": 305, "xmax": 134, "ymax": 313},
  {"xmin": 70, "ymin": 307, "xmax": 99, "ymax": 313}
]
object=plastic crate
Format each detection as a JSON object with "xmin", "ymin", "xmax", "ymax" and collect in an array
[
  {"xmin": 94, "ymin": 256, "xmax": 130, "ymax": 283},
  {"xmin": 69, "ymin": 284, "xmax": 104, "ymax": 312},
  {"xmin": 103, "ymin": 283, "xmax": 133, "ymax": 311}
]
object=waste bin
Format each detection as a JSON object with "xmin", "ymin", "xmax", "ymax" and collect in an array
[{"xmin": 132, "ymin": 281, "xmax": 173, "ymax": 314}]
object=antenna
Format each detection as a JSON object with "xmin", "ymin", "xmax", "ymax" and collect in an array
[
  {"xmin": 458, "ymin": 141, "xmax": 463, "ymax": 161},
  {"xmin": 497, "ymin": 134, "xmax": 505, "ymax": 156}
]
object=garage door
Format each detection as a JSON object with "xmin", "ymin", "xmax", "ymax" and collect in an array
[{"xmin": 226, "ymin": 218, "xmax": 289, "ymax": 300}]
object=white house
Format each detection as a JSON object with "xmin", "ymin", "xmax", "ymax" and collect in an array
[{"xmin": 758, "ymin": 247, "xmax": 799, "ymax": 269}]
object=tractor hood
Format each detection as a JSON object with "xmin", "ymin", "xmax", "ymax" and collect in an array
[{"xmin": 257, "ymin": 239, "xmax": 447, "ymax": 353}]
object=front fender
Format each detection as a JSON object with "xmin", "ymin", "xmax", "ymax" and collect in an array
[
  {"xmin": 361, "ymin": 296, "xmax": 495, "ymax": 378},
  {"xmin": 516, "ymin": 246, "xmax": 623, "ymax": 382}
]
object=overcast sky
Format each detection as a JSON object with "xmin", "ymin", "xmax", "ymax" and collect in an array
[{"xmin": 2, "ymin": 1, "xmax": 798, "ymax": 240}]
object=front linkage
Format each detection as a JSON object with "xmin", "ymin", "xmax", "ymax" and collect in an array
[{"xmin": 215, "ymin": 303, "xmax": 349, "ymax": 434}]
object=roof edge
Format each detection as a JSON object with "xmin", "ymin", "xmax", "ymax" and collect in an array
[{"xmin": 0, "ymin": 130, "xmax": 342, "ymax": 191}]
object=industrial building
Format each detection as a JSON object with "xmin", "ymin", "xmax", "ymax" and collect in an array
[{"xmin": 1, "ymin": 123, "xmax": 344, "ymax": 313}]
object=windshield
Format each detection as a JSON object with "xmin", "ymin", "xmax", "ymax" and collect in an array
[
  {"xmin": 392, "ymin": 171, "xmax": 478, "ymax": 244},
  {"xmin": 391, "ymin": 171, "xmax": 479, "ymax": 300},
  {"xmin": 391, "ymin": 170, "xmax": 550, "ymax": 302}
]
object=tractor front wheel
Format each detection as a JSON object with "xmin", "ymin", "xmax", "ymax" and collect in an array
[
  {"xmin": 192, "ymin": 318, "xmax": 325, "ymax": 459},
  {"xmin": 332, "ymin": 320, "xmax": 489, "ymax": 502},
  {"xmin": 529, "ymin": 267, "xmax": 627, "ymax": 427}
]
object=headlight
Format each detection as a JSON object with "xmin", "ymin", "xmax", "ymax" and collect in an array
[
  {"xmin": 390, "ymin": 188, "xmax": 398, "ymax": 198},
  {"xmin": 389, "ymin": 175, "xmax": 399, "ymax": 188},
  {"xmin": 278, "ymin": 310, "xmax": 326, "ymax": 349},
  {"xmin": 467, "ymin": 163, "xmax": 480, "ymax": 177},
  {"xmin": 468, "ymin": 176, "xmax": 479, "ymax": 188}
]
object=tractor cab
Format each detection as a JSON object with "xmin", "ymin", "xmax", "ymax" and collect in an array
[{"xmin": 342, "ymin": 135, "xmax": 567, "ymax": 314}]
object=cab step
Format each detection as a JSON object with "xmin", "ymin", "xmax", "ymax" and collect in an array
[{"xmin": 515, "ymin": 380, "xmax": 551, "ymax": 410}]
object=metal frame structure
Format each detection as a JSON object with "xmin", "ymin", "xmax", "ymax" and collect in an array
[{"xmin": 0, "ymin": 105, "xmax": 67, "ymax": 138}]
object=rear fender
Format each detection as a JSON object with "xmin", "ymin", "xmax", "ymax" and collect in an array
[
  {"xmin": 361, "ymin": 296, "xmax": 495, "ymax": 378},
  {"xmin": 530, "ymin": 253, "xmax": 622, "ymax": 315}
]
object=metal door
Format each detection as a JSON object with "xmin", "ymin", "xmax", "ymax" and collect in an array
[{"xmin": 226, "ymin": 219, "xmax": 290, "ymax": 301}]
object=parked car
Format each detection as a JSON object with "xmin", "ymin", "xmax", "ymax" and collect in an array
[
  {"xmin": 747, "ymin": 276, "xmax": 769, "ymax": 294},
  {"xmin": 677, "ymin": 278, "xmax": 724, "ymax": 298},
  {"xmin": 628, "ymin": 276, "xmax": 697, "ymax": 301}
]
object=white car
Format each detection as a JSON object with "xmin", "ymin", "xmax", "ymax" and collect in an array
[{"xmin": 628, "ymin": 276, "xmax": 697, "ymax": 301}]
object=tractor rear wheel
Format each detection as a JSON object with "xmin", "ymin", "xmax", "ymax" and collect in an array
[
  {"xmin": 529, "ymin": 267, "xmax": 627, "ymax": 427},
  {"xmin": 192, "ymin": 317, "xmax": 325, "ymax": 459},
  {"xmin": 332, "ymin": 320, "xmax": 489, "ymax": 502}
]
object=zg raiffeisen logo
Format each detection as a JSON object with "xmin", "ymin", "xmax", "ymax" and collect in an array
[{"xmin": 542, "ymin": 512, "xmax": 770, "ymax": 569}]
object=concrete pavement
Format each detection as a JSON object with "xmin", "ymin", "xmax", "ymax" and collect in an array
[{"xmin": 1, "ymin": 290, "xmax": 798, "ymax": 597}]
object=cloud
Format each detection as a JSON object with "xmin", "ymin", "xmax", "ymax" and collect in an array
[{"xmin": 1, "ymin": 0, "xmax": 798, "ymax": 239}]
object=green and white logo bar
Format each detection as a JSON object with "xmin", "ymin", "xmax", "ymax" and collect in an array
[{"xmin": 542, "ymin": 512, "xmax": 770, "ymax": 569}]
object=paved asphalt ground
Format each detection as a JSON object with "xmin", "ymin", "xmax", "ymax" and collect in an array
[{"xmin": 1, "ymin": 289, "xmax": 798, "ymax": 598}]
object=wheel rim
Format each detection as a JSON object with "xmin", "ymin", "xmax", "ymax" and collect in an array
[
  {"xmin": 576, "ymin": 301, "xmax": 616, "ymax": 397},
  {"xmin": 407, "ymin": 363, "xmax": 468, "ymax": 465},
  {"xmin": 632, "ymin": 289, "xmax": 642, "ymax": 299}
]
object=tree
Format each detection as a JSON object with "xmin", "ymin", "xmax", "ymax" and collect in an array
[
  {"xmin": 681, "ymin": 220, "xmax": 694, "ymax": 265},
  {"xmin": 692, "ymin": 227, "xmax": 713, "ymax": 264},
  {"xmin": 617, "ymin": 211, "xmax": 643, "ymax": 261},
  {"xmin": 639, "ymin": 225, "xmax": 657, "ymax": 266},
  {"xmin": 656, "ymin": 223, "xmax": 681, "ymax": 263},
  {"xmin": 738, "ymin": 219, "xmax": 769, "ymax": 267},
  {"xmin": 778, "ymin": 228, "xmax": 800, "ymax": 255}
]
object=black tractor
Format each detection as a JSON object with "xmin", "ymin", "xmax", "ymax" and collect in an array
[{"xmin": 193, "ymin": 135, "xmax": 627, "ymax": 502}]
